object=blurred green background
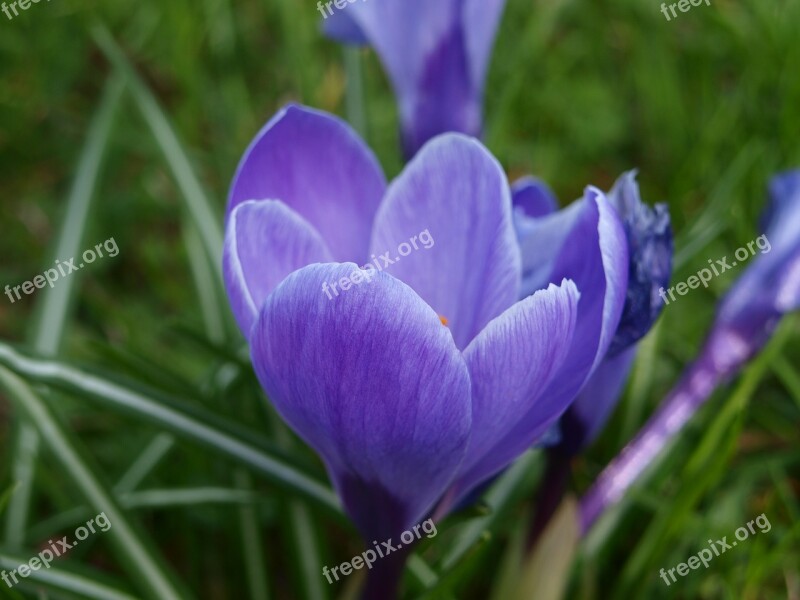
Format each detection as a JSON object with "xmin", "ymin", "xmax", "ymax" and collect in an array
[{"xmin": 0, "ymin": 0, "xmax": 798, "ymax": 598}]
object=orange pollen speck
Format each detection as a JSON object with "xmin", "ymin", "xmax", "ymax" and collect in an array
[{"xmin": 439, "ymin": 315, "xmax": 449, "ymax": 327}]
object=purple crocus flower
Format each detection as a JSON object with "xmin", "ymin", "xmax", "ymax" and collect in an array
[
  {"xmin": 580, "ymin": 170, "xmax": 800, "ymax": 532},
  {"xmin": 513, "ymin": 172, "xmax": 673, "ymax": 454},
  {"xmin": 323, "ymin": 0, "xmax": 508, "ymax": 158},
  {"xmin": 223, "ymin": 105, "xmax": 629, "ymax": 557}
]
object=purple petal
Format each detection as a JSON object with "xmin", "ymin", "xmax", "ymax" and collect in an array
[
  {"xmin": 321, "ymin": 9, "xmax": 369, "ymax": 45},
  {"xmin": 462, "ymin": 0, "xmax": 509, "ymax": 100},
  {"xmin": 223, "ymin": 200, "xmax": 333, "ymax": 338},
  {"xmin": 515, "ymin": 200, "xmax": 583, "ymax": 297},
  {"xmin": 227, "ymin": 105, "xmax": 386, "ymax": 262},
  {"xmin": 512, "ymin": 176, "xmax": 559, "ymax": 219},
  {"xmin": 369, "ymin": 134, "xmax": 520, "ymax": 349},
  {"xmin": 547, "ymin": 188, "xmax": 629, "ymax": 379},
  {"xmin": 452, "ymin": 280, "xmax": 580, "ymax": 497},
  {"xmin": 251, "ymin": 263, "xmax": 471, "ymax": 540},
  {"xmin": 605, "ymin": 171, "xmax": 673, "ymax": 355},
  {"xmin": 338, "ymin": 2, "xmax": 459, "ymax": 101},
  {"xmin": 470, "ymin": 189, "xmax": 627, "ymax": 492},
  {"xmin": 707, "ymin": 169, "xmax": 800, "ymax": 367},
  {"xmin": 331, "ymin": 1, "xmax": 505, "ymax": 157},
  {"xmin": 401, "ymin": 23, "xmax": 480, "ymax": 158}
]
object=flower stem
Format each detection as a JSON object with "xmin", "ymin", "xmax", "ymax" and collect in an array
[
  {"xmin": 360, "ymin": 544, "xmax": 411, "ymax": 600},
  {"xmin": 578, "ymin": 358, "xmax": 721, "ymax": 533}
]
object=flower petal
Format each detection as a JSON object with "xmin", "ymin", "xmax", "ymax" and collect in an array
[
  {"xmin": 329, "ymin": 1, "xmax": 500, "ymax": 156},
  {"xmin": 227, "ymin": 105, "xmax": 386, "ymax": 262},
  {"xmin": 321, "ymin": 10, "xmax": 369, "ymax": 45},
  {"xmin": 462, "ymin": 0, "xmax": 508, "ymax": 98},
  {"xmin": 605, "ymin": 171, "xmax": 672, "ymax": 355},
  {"xmin": 452, "ymin": 280, "xmax": 580, "ymax": 496},
  {"xmin": 369, "ymin": 134, "xmax": 520, "ymax": 349},
  {"xmin": 223, "ymin": 200, "xmax": 333, "ymax": 338},
  {"xmin": 547, "ymin": 188, "xmax": 629, "ymax": 379},
  {"xmin": 251, "ymin": 263, "xmax": 471, "ymax": 540},
  {"xmin": 515, "ymin": 200, "xmax": 583, "ymax": 297},
  {"xmin": 401, "ymin": 23, "xmax": 480, "ymax": 157},
  {"xmin": 512, "ymin": 176, "xmax": 558, "ymax": 219},
  {"xmin": 336, "ymin": 1, "xmax": 460, "ymax": 103},
  {"xmin": 708, "ymin": 169, "xmax": 800, "ymax": 366},
  {"xmin": 484, "ymin": 189, "xmax": 627, "ymax": 480}
]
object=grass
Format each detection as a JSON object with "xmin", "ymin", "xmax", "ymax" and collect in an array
[{"xmin": 0, "ymin": 0, "xmax": 798, "ymax": 598}]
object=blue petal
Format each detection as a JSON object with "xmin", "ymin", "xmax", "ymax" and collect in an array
[
  {"xmin": 321, "ymin": 9, "xmax": 369, "ymax": 45},
  {"xmin": 401, "ymin": 23, "xmax": 480, "ymax": 158},
  {"xmin": 515, "ymin": 201, "xmax": 583, "ymax": 297},
  {"xmin": 326, "ymin": 0, "xmax": 507, "ymax": 157},
  {"xmin": 508, "ymin": 191, "xmax": 629, "ymax": 466},
  {"xmin": 227, "ymin": 104, "xmax": 386, "ymax": 262},
  {"xmin": 452, "ymin": 280, "xmax": 580, "ymax": 497},
  {"xmin": 462, "ymin": 0, "xmax": 509, "ymax": 98},
  {"xmin": 709, "ymin": 170, "xmax": 800, "ymax": 363},
  {"xmin": 467, "ymin": 190, "xmax": 627, "ymax": 490},
  {"xmin": 369, "ymin": 134, "xmax": 520, "ymax": 350},
  {"xmin": 250, "ymin": 263, "xmax": 471, "ymax": 540},
  {"xmin": 547, "ymin": 188, "xmax": 629, "ymax": 379},
  {"xmin": 606, "ymin": 171, "xmax": 673, "ymax": 355},
  {"xmin": 223, "ymin": 200, "xmax": 333, "ymax": 339},
  {"xmin": 512, "ymin": 176, "xmax": 559, "ymax": 219},
  {"xmin": 516, "ymin": 187, "xmax": 629, "ymax": 376}
]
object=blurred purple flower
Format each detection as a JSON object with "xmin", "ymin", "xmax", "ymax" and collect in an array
[
  {"xmin": 223, "ymin": 105, "xmax": 630, "ymax": 543},
  {"xmin": 323, "ymin": 0, "xmax": 508, "ymax": 158},
  {"xmin": 580, "ymin": 169, "xmax": 800, "ymax": 532}
]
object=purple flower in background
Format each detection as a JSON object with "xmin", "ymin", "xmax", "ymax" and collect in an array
[
  {"xmin": 323, "ymin": 0, "xmax": 509, "ymax": 157},
  {"xmin": 223, "ymin": 104, "xmax": 629, "ymax": 547},
  {"xmin": 580, "ymin": 170, "xmax": 800, "ymax": 532},
  {"xmin": 513, "ymin": 171, "xmax": 673, "ymax": 454}
]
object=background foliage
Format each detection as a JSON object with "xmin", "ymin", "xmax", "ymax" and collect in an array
[{"xmin": 0, "ymin": 0, "xmax": 798, "ymax": 598}]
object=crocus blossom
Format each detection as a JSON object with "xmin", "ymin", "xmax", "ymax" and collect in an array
[
  {"xmin": 223, "ymin": 104, "xmax": 629, "ymax": 543},
  {"xmin": 580, "ymin": 170, "xmax": 800, "ymax": 532},
  {"xmin": 323, "ymin": 0, "xmax": 508, "ymax": 158}
]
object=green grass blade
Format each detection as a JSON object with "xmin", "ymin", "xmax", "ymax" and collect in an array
[
  {"xmin": 0, "ymin": 343, "xmax": 341, "ymax": 516},
  {"xmin": 114, "ymin": 433, "xmax": 176, "ymax": 494},
  {"xmin": 3, "ymin": 426, "xmax": 39, "ymax": 549},
  {"xmin": 234, "ymin": 469, "xmax": 271, "ymax": 600},
  {"xmin": 4, "ymin": 73, "xmax": 126, "ymax": 549},
  {"xmin": 0, "ymin": 367, "xmax": 188, "ymax": 600},
  {"xmin": 344, "ymin": 47, "xmax": 367, "ymax": 139},
  {"xmin": 441, "ymin": 451, "xmax": 540, "ymax": 572},
  {"xmin": 289, "ymin": 501, "xmax": 327, "ymax": 600},
  {"xmin": 90, "ymin": 24, "xmax": 224, "ymax": 281},
  {"xmin": 30, "ymin": 74, "xmax": 126, "ymax": 354},
  {"xmin": 28, "ymin": 487, "xmax": 264, "ymax": 543},
  {"xmin": 183, "ymin": 223, "xmax": 227, "ymax": 344},
  {"xmin": 0, "ymin": 552, "xmax": 139, "ymax": 600}
]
